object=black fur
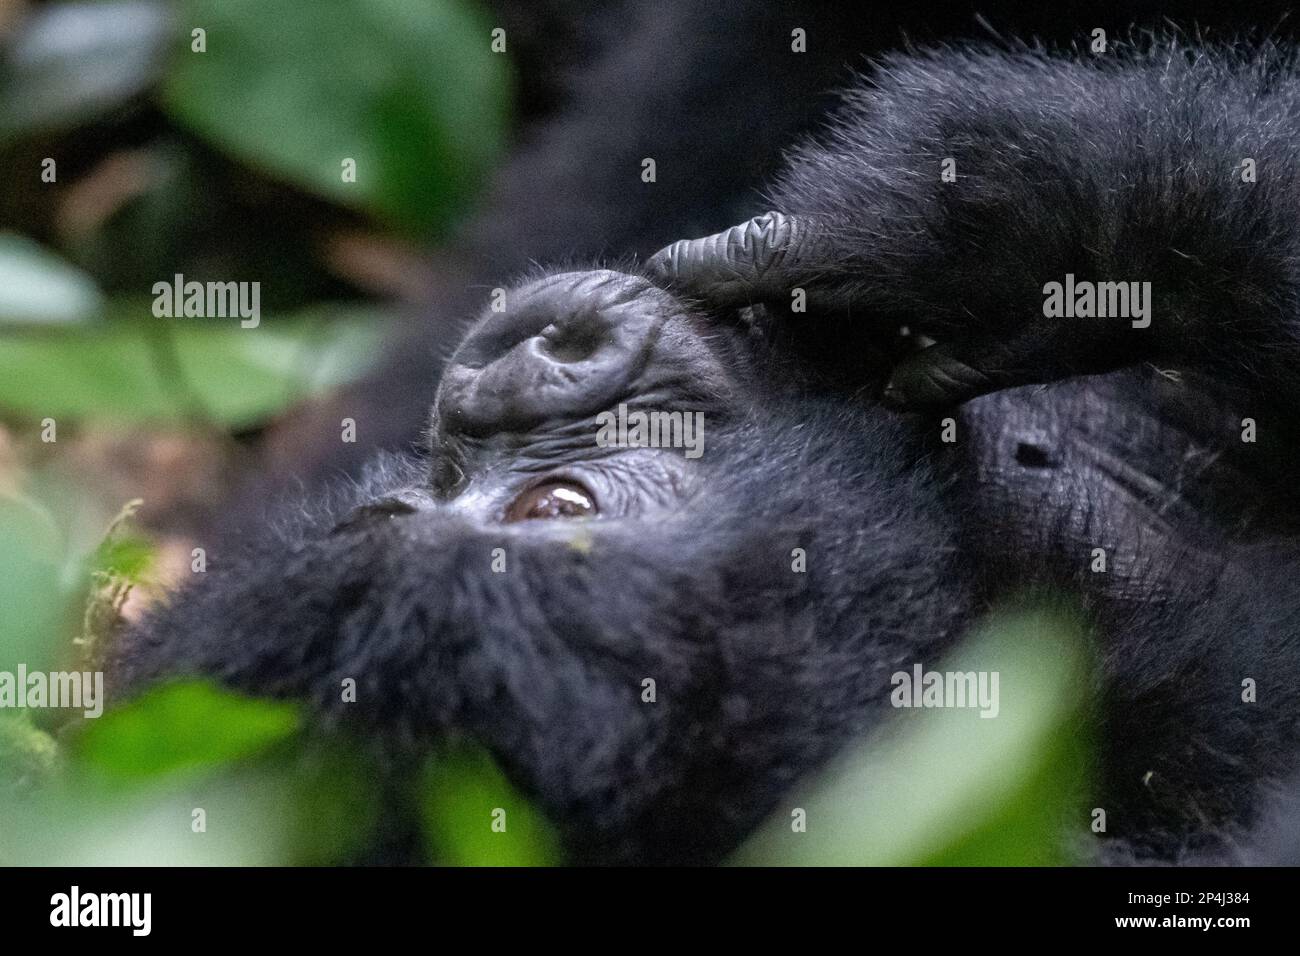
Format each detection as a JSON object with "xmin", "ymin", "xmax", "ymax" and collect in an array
[
  {"xmin": 770, "ymin": 42, "xmax": 1300, "ymax": 403},
  {"xmin": 118, "ymin": 397, "xmax": 965, "ymax": 864}
]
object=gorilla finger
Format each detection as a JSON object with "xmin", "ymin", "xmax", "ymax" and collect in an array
[
  {"xmin": 646, "ymin": 211, "xmax": 819, "ymax": 306},
  {"xmin": 882, "ymin": 341, "xmax": 1029, "ymax": 410}
]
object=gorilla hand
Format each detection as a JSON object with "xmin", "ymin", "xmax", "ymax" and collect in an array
[
  {"xmin": 647, "ymin": 212, "xmax": 1159, "ymax": 410},
  {"xmin": 645, "ymin": 212, "xmax": 834, "ymax": 309}
]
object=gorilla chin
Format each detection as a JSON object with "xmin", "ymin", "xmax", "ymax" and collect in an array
[{"xmin": 113, "ymin": 266, "xmax": 966, "ymax": 864}]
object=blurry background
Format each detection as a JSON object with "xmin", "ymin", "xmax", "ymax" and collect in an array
[
  {"xmin": 0, "ymin": 0, "xmax": 515, "ymax": 557},
  {"xmin": 0, "ymin": 0, "xmax": 526, "ymax": 866}
]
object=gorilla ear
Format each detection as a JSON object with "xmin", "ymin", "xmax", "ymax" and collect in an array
[
  {"xmin": 646, "ymin": 211, "xmax": 824, "ymax": 307},
  {"xmin": 331, "ymin": 491, "xmax": 427, "ymax": 535}
]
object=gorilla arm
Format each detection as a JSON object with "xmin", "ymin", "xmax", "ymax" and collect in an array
[{"xmin": 648, "ymin": 44, "xmax": 1300, "ymax": 412}]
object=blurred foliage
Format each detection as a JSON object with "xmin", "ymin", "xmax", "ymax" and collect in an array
[
  {"xmin": 74, "ymin": 681, "xmax": 300, "ymax": 780},
  {"xmin": 92, "ymin": 532, "xmax": 154, "ymax": 584},
  {"xmin": 423, "ymin": 747, "xmax": 563, "ymax": 866},
  {"xmin": 0, "ymin": 0, "xmax": 526, "ymax": 868},
  {"xmin": 0, "ymin": 714, "xmax": 60, "ymax": 791},
  {"xmin": 0, "ymin": 492, "xmax": 378, "ymax": 865},
  {"xmin": 0, "ymin": 0, "xmax": 511, "ymax": 431},
  {"xmin": 2, "ymin": 674, "xmax": 556, "ymax": 865},
  {"xmin": 0, "ymin": 0, "xmax": 173, "ymax": 142},
  {"xmin": 163, "ymin": 0, "xmax": 510, "ymax": 238},
  {"xmin": 0, "ymin": 231, "xmax": 103, "ymax": 322},
  {"xmin": 0, "ymin": 494, "xmax": 76, "ymax": 676},
  {"xmin": 1, "ymin": 694, "xmax": 382, "ymax": 866},
  {"xmin": 0, "ymin": 303, "xmax": 389, "ymax": 426},
  {"xmin": 734, "ymin": 608, "xmax": 1093, "ymax": 866}
]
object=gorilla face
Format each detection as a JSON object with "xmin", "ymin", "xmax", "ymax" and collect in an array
[{"xmin": 119, "ymin": 268, "xmax": 970, "ymax": 864}]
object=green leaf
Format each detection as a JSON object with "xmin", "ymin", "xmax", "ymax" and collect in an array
[
  {"xmin": 91, "ymin": 536, "xmax": 155, "ymax": 584},
  {"xmin": 0, "ymin": 715, "xmax": 61, "ymax": 792},
  {"xmin": 0, "ymin": 494, "xmax": 62, "ymax": 565},
  {"xmin": 733, "ymin": 608, "xmax": 1093, "ymax": 866},
  {"xmin": 2, "ymin": 736, "xmax": 380, "ymax": 865},
  {"xmin": 0, "ymin": 1, "xmax": 174, "ymax": 142},
  {"xmin": 0, "ymin": 495, "xmax": 69, "ymax": 674},
  {"xmin": 75, "ymin": 681, "xmax": 301, "ymax": 780},
  {"xmin": 161, "ymin": 0, "xmax": 510, "ymax": 237},
  {"xmin": 423, "ymin": 747, "xmax": 562, "ymax": 866},
  {"xmin": 269, "ymin": 739, "xmax": 381, "ymax": 865},
  {"xmin": 0, "ymin": 302, "xmax": 390, "ymax": 426},
  {"xmin": 0, "ymin": 233, "xmax": 105, "ymax": 325}
]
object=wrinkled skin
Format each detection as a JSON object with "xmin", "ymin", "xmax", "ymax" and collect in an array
[{"xmin": 118, "ymin": 43, "xmax": 1300, "ymax": 864}]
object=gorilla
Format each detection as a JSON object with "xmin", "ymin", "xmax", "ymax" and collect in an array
[{"xmin": 114, "ymin": 41, "xmax": 1300, "ymax": 865}]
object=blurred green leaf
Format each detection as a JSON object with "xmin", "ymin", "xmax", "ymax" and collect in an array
[
  {"xmin": 161, "ymin": 0, "xmax": 510, "ymax": 237},
  {"xmin": 0, "ymin": 302, "xmax": 391, "ymax": 425},
  {"xmin": 423, "ymin": 747, "xmax": 562, "ymax": 866},
  {"xmin": 2, "ymin": 764, "xmax": 324, "ymax": 865},
  {"xmin": 734, "ymin": 608, "xmax": 1092, "ymax": 866},
  {"xmin": 0, "ymin": 493, "xmax": 62, "ymax": 564},
  {"xmin": 75, "ymin": 680, "xmax": 301, "ymax": 779},
  {"xmin": 5, "ymin": 712, "xmax": 375, "ymax": 865},
  {"xmin": 0, "ymin": 232, "xmax": 105, "ymax": 324},
  {"xmin": 92, "ymin": 535, "xmax": 156, "ymax": 583},
  {"xmin": 0, "ymin": 1, "xmax": 174, "ymax": 142},
  {"xmin": 270, "ymin": 739, "xmax": 382, "ymax": 865},
  {"xmin": 0, "ymin": 495, "xmax": 69, "ymax": 674},
  {"xmin": 0, "ymin": 714, "xmax": 60, "ymax": 786}
]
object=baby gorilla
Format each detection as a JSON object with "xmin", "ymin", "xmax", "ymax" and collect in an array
[
  {"xmin": 118, "ymin": 40, "xmax": 1300, "ymax": 864},
  {"xmin": 115, "ymin": 268, "xmax": 966, "ymax": 864}
]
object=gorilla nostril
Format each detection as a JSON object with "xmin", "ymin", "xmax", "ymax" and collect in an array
[
  {"xmin": 1015, "ymin": 442, "xmax": 1055, "ymax": 469},
  {"xmin": 540, "ymin": 317, "xmax": 607, "ymax": 364},
  {"xmin": 436, "ymin": 270, "xmax": 675, "ymax": 438}
]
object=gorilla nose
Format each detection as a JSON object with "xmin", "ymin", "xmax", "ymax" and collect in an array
[{"xmin": 437, "ymin": 270, "xmax": 672, "ymax": 437}]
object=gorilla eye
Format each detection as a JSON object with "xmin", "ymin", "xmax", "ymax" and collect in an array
[{"xmin": 505, "ymin": 480, "xmax": 597, "ymax": 522}]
